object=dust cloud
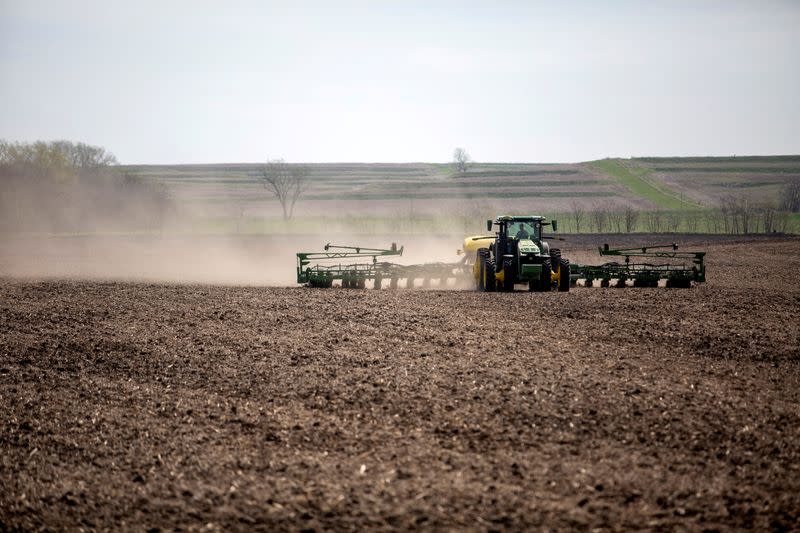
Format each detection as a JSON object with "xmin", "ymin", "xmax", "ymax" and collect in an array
[
  {"xmin": 0, "ymin": 157, "xmax": 476, "ymax": 286},
  {"xmin": 0, "ymin": 154, "xmax": 525, "ymax": 287},
  {"xmin": 0, "ymin": 232, "xmax": 472, "ymax": 287}
]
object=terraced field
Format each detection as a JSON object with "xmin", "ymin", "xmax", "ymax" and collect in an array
[
  {"xmin": 124, "ymin": 163, "xmax": 639, "ymax": 222},
  {"xmin": 632, "ymin": 156, "xmax": 800, "ymax": 207},
  {"xmin": 123, "ymin": 157, "xmax": 800, "ymax": 234}
]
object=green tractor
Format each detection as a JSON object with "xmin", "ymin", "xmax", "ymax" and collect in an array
[{"xmin": 470, "ymin": 215, "xmax": 570, "ymax": 292}]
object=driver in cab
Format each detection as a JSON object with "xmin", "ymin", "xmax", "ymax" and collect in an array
[{"xmin": 515, "ymin": 223, "xmax": 530, "ymax": 239}]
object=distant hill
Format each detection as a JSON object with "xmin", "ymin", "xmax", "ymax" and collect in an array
[{"xmin": 120, "ymin": 156, "xmax": 799, "ymax": 234}]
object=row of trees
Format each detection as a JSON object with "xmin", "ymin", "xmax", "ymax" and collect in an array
[
  {"xmin": 0, "ymin": 140, "xmax": 118, "ymax": 170},
  {"xmin": 567, "ymin": 186, "xmax": 797, "ymax": 234}
]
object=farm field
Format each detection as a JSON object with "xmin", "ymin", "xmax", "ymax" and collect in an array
[{"xmin": 2, "ymin": 235, "xmax": 799, "ymax": 530}]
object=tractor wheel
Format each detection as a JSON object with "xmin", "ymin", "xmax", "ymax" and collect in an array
[
  {"xmin": 477, "ymin": 249, "xmax": 489, "ymax": 291},
  {"xmin": 585, "ymin": 279, "xmax": 593, "ymax": 288},
  {"xmin": 477, "ymin": 253, "xmax": 486, "ymax": 291},
  {"xmin": 600, "ymin": 279, "xmax": 610, "ymax": 288},
  {"xmin": 502, "ymin": 258, "xmax": 515, "ymax": 292},
  {"xmin": 539, "ymin": 259, "xmax": 552, "ymax": 292},
  {"xmin": 484, "ymin": 257, "xmax": 496, "ymax": 292},
  {"xmin": 557, "ymin": 259, "xmax": 570, "ymax": 292},
  {"xmin": 550, "ymin": 248, "xmax": 562, "ymax": 268}
]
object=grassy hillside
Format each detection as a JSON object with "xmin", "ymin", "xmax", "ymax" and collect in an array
[{"xmin": 588, "ymin": 159, "xmax": 698, "ymax": 210}]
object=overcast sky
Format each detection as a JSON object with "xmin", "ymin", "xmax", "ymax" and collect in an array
[{"xmin": 1, "ymin": 1, "xmax": 798, "ymax": 164}]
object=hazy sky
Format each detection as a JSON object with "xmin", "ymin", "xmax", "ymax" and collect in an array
[{"xmin": 1, "ymin": 1, "xmax": 799, "ymax": 164}]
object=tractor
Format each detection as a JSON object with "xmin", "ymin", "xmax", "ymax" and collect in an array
[{"xmin": 465, "ymin": 215, "xmax": 570, "ymax": 292}]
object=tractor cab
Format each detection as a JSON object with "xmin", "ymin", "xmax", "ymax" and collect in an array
[
  {"xmin": 473, "ymin": 215, "xmax": 569, "ymax": 292},
  {"xmin": 488, "ymin": 215, "xmax": 552, "ymax": 257}
]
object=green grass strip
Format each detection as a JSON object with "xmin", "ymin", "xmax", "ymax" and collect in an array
[{"xmin": 589, "ymin": 159, "xmax": 697, "ymax": 209}]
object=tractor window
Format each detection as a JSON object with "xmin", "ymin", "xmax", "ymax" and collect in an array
[{"xmin": 512, "ymin": 222, "xmax": 535, "ymax": 239}]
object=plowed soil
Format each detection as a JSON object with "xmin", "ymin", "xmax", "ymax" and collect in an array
[{"xmin": 2, "ymin": 237, "xmax": 800, "ymax": 531}]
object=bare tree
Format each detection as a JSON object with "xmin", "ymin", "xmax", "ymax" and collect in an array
[
  {"xmin": 760, "ymin": 204, "xmax": 779, "ymax": 233},
  {"xmin": 623, "ymin": 205, "xmax": 639, "ymax": 233},
  {"xmin": 452, "ymin": 147, "xmax": 471, "ymax": 174},
  {"xmin": 260, "ymin": 159, "xmax": 309, "ymax": 221},
  {"xmin": 590, "ymin": 203, "xmax": 608, "ymax": 233},
  {"xmin": 720, "ymin": 192, "xmax": 757, "ymax": 234},
  {"xmin": 774, "ymin": 209, "xmax": 791, "ymax": 233},
  {"xmin": 645, "ymin": 211, "xmax": 662, "ymax": 233},
  {"xmin": 707, "ymin": 209, "xmax": 723, "ymax": 233},
  {"xmin": 608, "ymin": 204, "xmax": 624, "ymax": 233},
  {"xmin": 780, "ymin": 180, "xmax": 800, "ymax": 212},
  {"xmin": 666, "ymin": 211, "xmax": 681, "ymax": 233},
  {"xmin": 685, "ymin": 210, "xmax": 700, "ymax": 233},
  {"xmin": 569, "ymin": 200, "xmax": 585, "ymax": 233}
]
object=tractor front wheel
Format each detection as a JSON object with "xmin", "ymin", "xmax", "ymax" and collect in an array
[
  {"xmin": 540, "ymin": 259, "xmax": 552, "ymax": 292},
  {"xmin": 557, "ymin": 259, "xmax": 570, "ymax": 292},
  {"xmin": 502, "ymin": 258, "xmax": 515, "ymax": 292}
]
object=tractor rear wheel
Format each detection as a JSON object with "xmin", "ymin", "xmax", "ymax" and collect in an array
[
  {"xmin": 539, "ymin": 259, "xmax": 552, "ymax": 292},
  {"xmin": 502, "ymin": 258, "xmax": 515, "ymax": 292},
  {"xmin": 484, "ymin": 257, "xmax": 496, "ymax": 292},
  {"xmin": 477, "ymin": 249, "xmax": 488, "ymax": 291},
  {"xmin": 477, "ymin": 254, "xmax": 486, "ymax": 291},
  {"xmin": 557, "ymin": 259, "xmax": 570, "ymax": 292},
  {"xmin": 550, "ymin": 249, "xmax": 562, "ymax": 269}
]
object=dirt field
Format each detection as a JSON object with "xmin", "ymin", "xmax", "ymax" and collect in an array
[{"xmin": 2, "ymin": 237, "xmax": 799, "ymax": 530}]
